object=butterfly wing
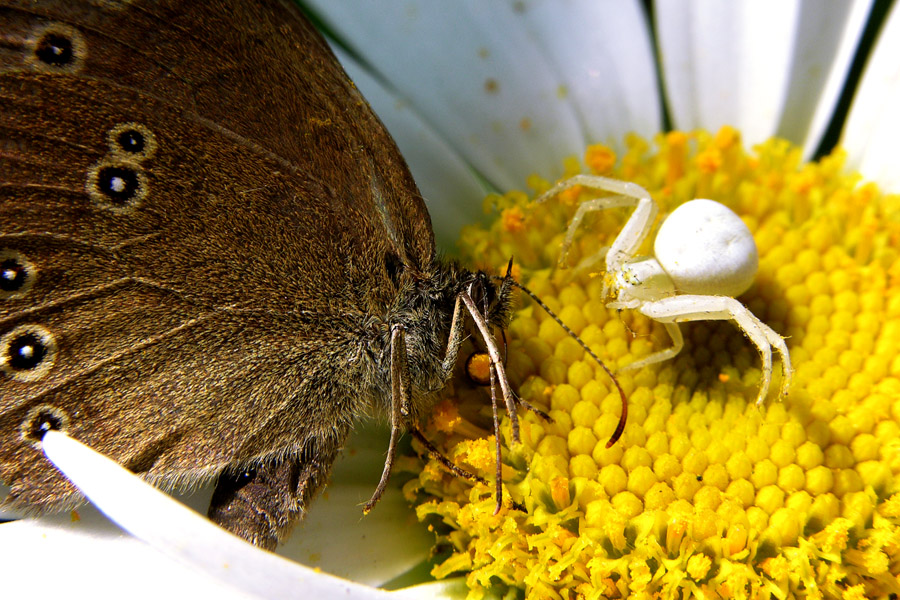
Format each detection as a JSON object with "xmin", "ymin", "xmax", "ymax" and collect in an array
[{"xmin": 0, "ymin": 0, "xmax": 432, "ymax": 521}]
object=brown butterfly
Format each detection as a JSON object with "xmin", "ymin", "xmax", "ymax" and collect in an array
[{"xmin": 0, "ymin": 0, "xmax": 526, "ymax": 549}]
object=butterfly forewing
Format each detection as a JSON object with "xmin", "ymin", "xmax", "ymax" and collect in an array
[{"xmin": 0, "ymin": 0, "xmax": 437, "ymax": 537}]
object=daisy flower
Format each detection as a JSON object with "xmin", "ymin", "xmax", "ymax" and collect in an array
[{"xmin": 3, "ymin": 1, "xmax": 899, "ymax": 598}]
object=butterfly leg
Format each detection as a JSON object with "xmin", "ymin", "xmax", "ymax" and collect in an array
[
  {"xmin": 208, "ymin": 435, "xmax": 344, "ymax": 550},
  {"xmin": 365, "ymin": 324, "xmax": 410, "ymax": 512}
]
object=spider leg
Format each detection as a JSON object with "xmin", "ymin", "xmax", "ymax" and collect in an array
[
  {"xmin": 561, "ymin": 198, "xmax": 627, "ymax": 269},
  {"xmin": 637, "ymin": 295, "xmax": 792, "ymax": 406},
  {"xmin": 535, "ymin": 175, "xmax": 658, "ymax": 273},
  {"xmin": 618, "ymin": 322, "xmax": 684, "ymax": 372},
  {"xmin": 569, "ymin": 244, "xmax": 608, "ymax": 274}
]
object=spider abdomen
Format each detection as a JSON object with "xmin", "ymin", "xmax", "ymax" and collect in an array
[{"xmin": 654, "ymin": 199, "xmax": 758, "ymax": 297}]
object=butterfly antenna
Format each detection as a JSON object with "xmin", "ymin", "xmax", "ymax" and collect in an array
[{"xmin": 508, "ymin": 278, "xmax": 627, "ymax": 447}]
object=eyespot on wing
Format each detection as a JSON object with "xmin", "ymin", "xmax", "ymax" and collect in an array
[{"xmin": 654, "ymin": 199, "xmax": 758, "ymax": 297}]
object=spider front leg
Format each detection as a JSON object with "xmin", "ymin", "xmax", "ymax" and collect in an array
[
  {"xmin": 635, "ymin": 295, "xmax": 792, "ymax": 406},
  {"xmin": 619, "ymin": 321, "xmax": 685, "ymax": 372},
  {"xmin": 536, "ymin": 175, "xmax": 658, "ymax": 273}
]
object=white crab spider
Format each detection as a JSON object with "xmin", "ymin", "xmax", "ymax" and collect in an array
[{"xmin": 537, "ymin": 175, "xmax": 792, "ymax": 406}]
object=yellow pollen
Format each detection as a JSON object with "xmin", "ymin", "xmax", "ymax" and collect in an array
[
  {"xmin": 500, "ymin": 205, "xmax": 526, "ymax": 233},
  {"xmin": 696, "ymin": 148, "xmax": 722, "ymax": 173},
  {"xmin": 686, "ymin": 553, "xmax": 712, "ymax": 580},
  {"xmin": 558, "ymin": 185, "xmax": 582, "ymax": 206},
  {"xmin": 430, "ymin": 398, "xmax": 463, "ymax": 434},
  {"xmin": 403, "ymin": 128, "xmax": 900, "ymax": 599},
  {"xmin": 714, "ymin": 125, "xmax": 740, "ymax": 149},
  {"xmin": 584, "ymin": 144, "xmax": 616, "ymax": 174},
  {"xmin": 465, "ymin": 352, "xmax": 493, "ymax": 386}
]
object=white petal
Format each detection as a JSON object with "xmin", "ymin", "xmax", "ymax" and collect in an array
[
  {"xmin": 658, "ymin": 0, "xmax": 871, "ymax": 156},
  {"xmin": 493, "ymin": 1, "xmax": 661, "ymax": 153},
  {"xmin": 0, "ymin": 514, "xmax": 251, "ymax": 599},
  {"xmin": 1, "ymin": 511, "xmax": 451, "ymax": 599},
  {"xmin": 775, "ymin": 0, "xmax": 872, "ymax": 156},
  {"xmin": 390, "ymin": 579, "xmax": 469, "ymax": 599},
  {"xmin": 37, "ymin": 430, "xmax": 401, "ymax": 599},
  {"xmin": 330, "ymin": 45, "xmax": 489, "ymax": 252},
  {"xmin": 279, "ymin": 422, "xmax": 435, "ymax": 587},
  {"xmin": 2, "ymin": 424, "xmax": 440, "ymax": 597},
  {"xmin": 304, "ymin": 1, "xmax": 659, "ymax": 190},
  {"xmin": 842, "ymin": 2, "xmax": 900, "ymax": 192}
]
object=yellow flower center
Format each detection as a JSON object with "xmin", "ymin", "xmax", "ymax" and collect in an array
[{"xmin": 405, "ymin": 127, "xmax": 900, "ymax": 599}]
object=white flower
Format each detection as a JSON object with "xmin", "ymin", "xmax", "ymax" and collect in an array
[{"xmin": 3, "ymin": 1, "xmax": 898, "ymax": 597}]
